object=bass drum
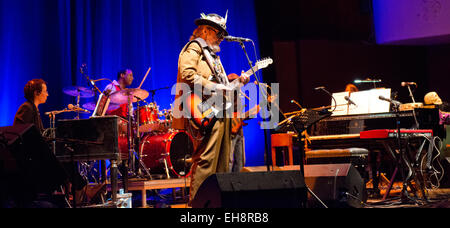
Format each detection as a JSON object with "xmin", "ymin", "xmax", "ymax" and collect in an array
[{"xmin": 140, "ymin": 131, "xmax": 193, "ymax": 177}]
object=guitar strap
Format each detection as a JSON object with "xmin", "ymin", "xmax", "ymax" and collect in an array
[{"xmin": 185, "ymin": 38, "xmax": 229, "ymax": 85}]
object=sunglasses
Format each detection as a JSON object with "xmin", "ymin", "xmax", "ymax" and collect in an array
[
  {"xmin": 216, "ymin": 31, "xmax": 225, "ymax": 39},
  {"xmin": 209, "ymin": 27, "xmax": 224, "ymax": 39}
]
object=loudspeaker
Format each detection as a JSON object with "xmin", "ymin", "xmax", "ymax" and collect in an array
[
  {"xmin": 191, "ymin": 171, "xmax": 307, "ymax": 208},
  {"xmin": 304, "ymin": 163, "xmax": 366, "ymax": 208},
  {"xmin": 0, "ymin": 124, "xmax": 67, "ymax": 206}
]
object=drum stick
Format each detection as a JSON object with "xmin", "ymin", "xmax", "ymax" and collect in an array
[{"xmin": 138, "ymin": 67, "xmax": 151, "ymax": 89}]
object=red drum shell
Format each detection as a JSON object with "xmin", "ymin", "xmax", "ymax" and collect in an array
[
  {"xmin": 108, "ymin": 104, "xmax": 129, "ymax": 119},
  {"xmin": 140, "ymin": 131, "xmax": 193, "ymax": 177},
  {"xmin": 137, "ymin": 104, "xmax": 159, "ymax": 126}
]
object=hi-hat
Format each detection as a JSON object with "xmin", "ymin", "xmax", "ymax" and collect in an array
[
  {"xmin": 82, "ymin": 102, "xmax": 120, "ymax": 111},
  {"xmin": 63, "ymin": 86, "xmax": 94, "ymax": 98},
  {"xmin": 109, "ymin": 88, "xmax": 149, "ymax": 104}
]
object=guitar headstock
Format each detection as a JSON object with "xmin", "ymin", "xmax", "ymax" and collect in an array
[{"xmin": 254, "ymin": 57, "xmax": 273, "ymax": 71}]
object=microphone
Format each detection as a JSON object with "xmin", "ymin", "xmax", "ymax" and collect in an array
[
  {"xmin": 379, "ymin": 96, "xmax": 402, "ymax": 106},
  {"xmin": 315, "ymin": 86, "xmax": 337, "ymax": 112},
  {"xmin": 314, "ymin": 86, "xmax": 325, "ymax": 91},
  {"xmin": 68, "ymin": 104, "xmax": 90, "ymax": 113},
  {"xmin": 291, "ymin": 100, "xmax": 303, "ymax": 109},
  {"xmin": 401, "ymin": 82, "xmax": 417, "ymax": 87},
  {"xmin": 354, "ymin": 79, "xmax": 382, "ymax": 84},
  {"xmin": 224, "ymin": 35, "xmax": 252, "ymax": 42},
  {"xmin": 344, "ymin": 96, "xmax": 357, "ymax": 106}
]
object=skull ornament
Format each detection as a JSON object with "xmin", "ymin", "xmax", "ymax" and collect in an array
[{"xmin": 424, "ymin": 92, "xmax": 443, "ymax": 105}]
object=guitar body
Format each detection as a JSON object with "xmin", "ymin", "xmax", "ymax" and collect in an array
[
  {"xmin": 231, "ymin": 105, "xmax": 260, "ymax": 135},
  {"xmin": 186, "ymin": 92, "xmax": 217, "ymax": 133},
  {"xmin": 231, "ymin": 112, "xmax": 243, "ymax": 135}
]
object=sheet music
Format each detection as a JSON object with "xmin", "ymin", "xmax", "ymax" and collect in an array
[
  {"xmin": 331, "ymin": 91, "xmax": 350, "ymax": 116},
  {"xmin": 348, "ymin": 90, "xmax": 370, "ymax": 115},
  {"xmin": 331, "ymin": 88, "xmax": 391, "ymax": 116},
  {"xmin": 367, "ymin": 88, "xmax": 391, "ymax": 114}
]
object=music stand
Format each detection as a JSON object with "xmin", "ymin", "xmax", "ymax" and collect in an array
[
  {"xmin": 275, "ymin": 109, "xmax": 332, "ymax": 207},
  {"xmin": 276, "ymin": 109, "xmax": 332, "ymax": 175}
]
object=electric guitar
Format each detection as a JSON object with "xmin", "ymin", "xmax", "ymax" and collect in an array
[
  {"xmin": 231, "ymin": 105, "xmax": 261, "ymax": 135},
  {"xmin": 186, "ymin": 58, "xmax": 273, "ymax": 134}
]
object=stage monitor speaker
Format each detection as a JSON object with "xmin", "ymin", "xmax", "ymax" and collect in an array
[
  {"xmin": 304, "ymin": 163, "xmax": 367, "ymax": 208},
  {"xmin": 0, "ymin": 124, "xmax": 67, "ymax": 205},
  {"xmin": 191, "ymin": 171, "xmax": 307, "ymax": 208}
]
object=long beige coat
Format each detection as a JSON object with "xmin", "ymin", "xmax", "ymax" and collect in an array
[{"xmin": 173, "ymin": 41, "xmax": 231, "ymax": 204}]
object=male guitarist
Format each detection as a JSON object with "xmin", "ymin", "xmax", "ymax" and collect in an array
[{"xmin": 173, "ymin": 12, "xmax": 249, "ymax": 205}]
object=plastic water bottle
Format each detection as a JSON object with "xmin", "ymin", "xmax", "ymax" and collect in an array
[{"xmin": 117, "ymin": 189, "xmax": 132, "ymax": 208}]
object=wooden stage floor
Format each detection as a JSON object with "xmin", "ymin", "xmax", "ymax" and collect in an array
[{"xmin": 107, "ymin": 165, "xmax": 450, "ymax": 208}]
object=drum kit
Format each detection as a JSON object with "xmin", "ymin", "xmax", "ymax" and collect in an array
[{"xmin": 49, "ymin": 84, "xmax": 194, "ymax": 181}]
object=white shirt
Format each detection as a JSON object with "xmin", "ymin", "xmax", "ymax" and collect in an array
[{"xmin": 103, "ymin": 80, "xmax": 121, "ymax": 94}]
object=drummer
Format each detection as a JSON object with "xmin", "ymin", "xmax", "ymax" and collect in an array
[
  {"xmin": 104, "ymin": 69, "xmax": 134, "ymax": 117},
  {"xmin": 104, "ymin": 69, "xmax": 134, "ymax": 94}
]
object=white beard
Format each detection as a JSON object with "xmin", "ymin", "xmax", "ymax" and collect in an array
[{"xmin": 211, "ymin": 43, "xmax": 221, "ymax": 53}]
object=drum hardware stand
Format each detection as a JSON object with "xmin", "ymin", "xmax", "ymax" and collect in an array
[
  {"xmin": 136, "ymin": 154, "xmax": 153, "ymax": 180},
  {"xmin": 162, "ymin": 155, "xmax": 171, "ymax": 179},
  {"xmin": 133, "ymin": 97, "xmax": 153, "ymax": 180},
  {"xmin": 75, "ymin": 93, "xmax": 81, "ymax": 120}
]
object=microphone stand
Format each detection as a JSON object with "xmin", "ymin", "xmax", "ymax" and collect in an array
[
  {"xmin": 405, "ymin": 84, "xmax": 420, "ymax": 129},
  {"xmin": 378, "ymin": 100, "xmax": 418, "ymax": 204},
  {"xmin": 80, "ymin": 67, "xmax": 102, "ymax": 95},
  {"xmin": 133, "ymin": 96, "xmax": 153, "ymax": 180},
  {"xmin": 148, "ymin": 86, "xmax": 170, "ymax": 103},
  {"xmin": 238, "ymin": 41, "xmax": 271, "ymax": 172},
  {"xmin": 392, "ymin": 103, "xmax": 417, "ymax": 204},
  {"xmin": 238, "ymin": 40, "xmax": 324, "ymax": 208},
  {"xmin": 316, "ymin": 87, "xmax": 337, "ymax": 112}
]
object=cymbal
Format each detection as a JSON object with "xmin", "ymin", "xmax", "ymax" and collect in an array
[
  {"xmin": 63, "ymin": 86, "xmax": 94, "ymax": 98},
  {"xmin": 109, "ymin": 88, "xmax": 149, "ymax": 104},
  {"xmin": 82, "ymin": 102, "xmax": 120, "ymax": 111}
]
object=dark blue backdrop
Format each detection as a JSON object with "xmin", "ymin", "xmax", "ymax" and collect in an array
[{"xmin": 0, "ymin": 0, "xmax": 267, "ymax": 166}]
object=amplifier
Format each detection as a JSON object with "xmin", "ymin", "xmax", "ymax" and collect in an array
[{"xmin": 55, "ymin": 116, "xmax": 128, "ymax": 161}]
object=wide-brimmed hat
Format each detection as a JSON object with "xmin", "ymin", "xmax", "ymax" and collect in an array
[{"xmin": 194, "ymin": 12, "xmax": 229, "ymax": 36}]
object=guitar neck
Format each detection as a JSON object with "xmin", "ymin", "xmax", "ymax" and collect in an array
[
  {"xmin": 244, "ymin": 65, "xmax": 260, "ymax": 78},
  {"xmin": 226, "ymin": 58, "xmax": 272, "ymax": 90},
  {"xmin": 229, "ymin": 66, "xmax": 260, "ymax": 89}
]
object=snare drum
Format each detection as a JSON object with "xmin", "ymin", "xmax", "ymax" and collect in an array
[{"xmin": 140, "ymin": 131, "xmax": 193, "ymax": 177}]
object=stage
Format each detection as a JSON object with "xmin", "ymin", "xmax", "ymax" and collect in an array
[{"xmin": 96, "ymin": 164, "xmax": 450, "ymax": 208}]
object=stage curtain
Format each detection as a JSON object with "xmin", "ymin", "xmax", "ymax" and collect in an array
[{"xmin": 0, "ymin": 0, "xmax": 267, "ymax": 166}]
